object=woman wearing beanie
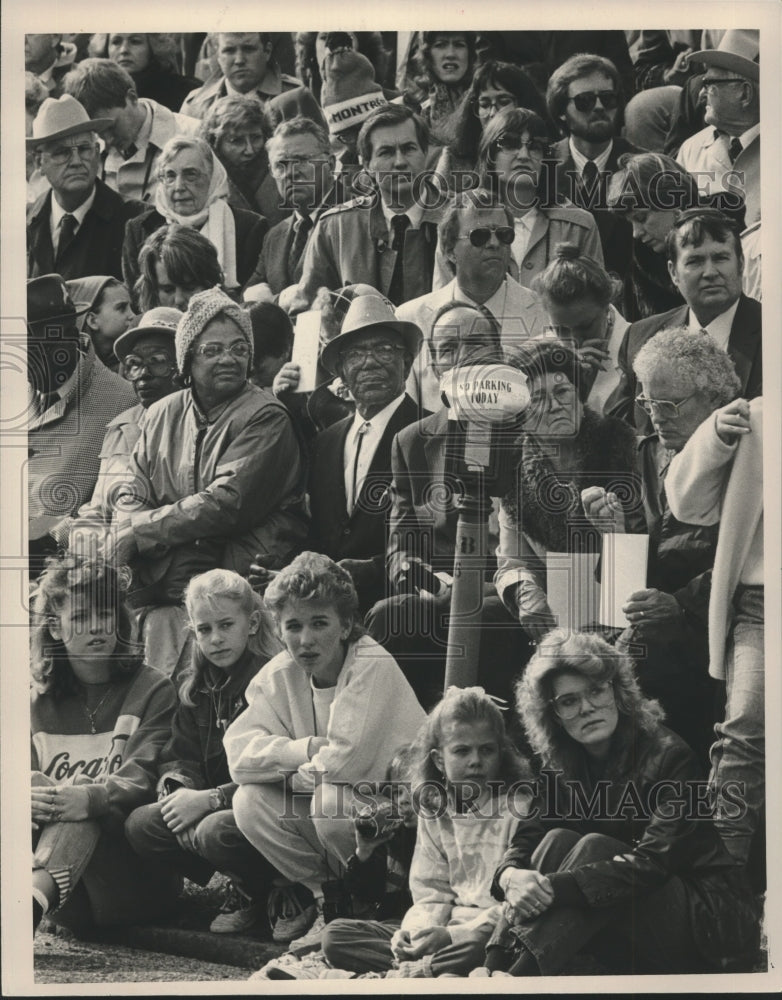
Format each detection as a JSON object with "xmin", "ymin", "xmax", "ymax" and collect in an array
[{"xmin": 112, "ymin": 287, "xmax": 308, "ymax": 673}]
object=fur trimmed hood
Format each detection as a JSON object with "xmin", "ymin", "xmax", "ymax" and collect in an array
[{"xmin": 503, "ymin": 408, "xmax": 638, "ymax": 552}]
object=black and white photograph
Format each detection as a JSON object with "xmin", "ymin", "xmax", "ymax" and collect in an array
[{"xmin": 1, "ymin": 1, "xmax": 780, "ymax": 993}]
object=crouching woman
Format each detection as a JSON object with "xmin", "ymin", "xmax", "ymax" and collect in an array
[
  {"xmin": 224, "ymin": 552, "xmax": 426, "ymax": 941},
  {"xmin": 481, "ymin": 630, "xmax": 760, "ymax": 976}
]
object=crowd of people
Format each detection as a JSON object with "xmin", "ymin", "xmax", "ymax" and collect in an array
[{"xmin": 26, "ymin": 27, "xmax": 766, "ymax": 980}]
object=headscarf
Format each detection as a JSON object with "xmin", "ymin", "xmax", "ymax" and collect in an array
[{"xmin": 154, "ymin": 147, "xmax": 238, "ymax": 289}]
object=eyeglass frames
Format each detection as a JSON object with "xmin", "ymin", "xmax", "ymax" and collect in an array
[
  {"xmin": 456, "ymin": 225, "xmax": 515, "ymax": 248},
  {"xmin": 568, "ymin": 90, "xmax": 619, "ymax": 112}
]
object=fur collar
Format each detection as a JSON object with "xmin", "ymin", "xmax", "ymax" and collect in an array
[{"xmin": 503, "ymin": 408, "xmax": 637, "ymax": 552}]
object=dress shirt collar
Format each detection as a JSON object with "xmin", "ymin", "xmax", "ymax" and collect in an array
[
  {"xmin": 348, "ymin": 393, "xmax": 406, "ymax": 446},
  {"xmin": 381, "ymin": 200, "xmax": 424, "ymax": 234},
  {"xmin": 569, "ymin": 137, "xmax": 613, "ymax": 174},
  {"xmin": 454, "ymin": 276, "xmax": 508, "ymax": 319},
  {"xmin": 51, "ymin": 185, "xmax": 96, "ymax": 228},
  {"xmin": 687, "ymin": 298, "xmax": 740, "ymax": 353}
]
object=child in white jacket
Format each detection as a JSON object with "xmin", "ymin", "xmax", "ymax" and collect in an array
[{"xmin": 224, "ymin": 553, "xmax": 425, "ymax": 941}]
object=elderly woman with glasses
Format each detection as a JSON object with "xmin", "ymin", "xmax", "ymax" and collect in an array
[
  {"xmin": 581, "ymin": 328, "xmax": 742, "ymax": 763},
  {"xmin": 473, "ymin": 629, "xmax": 760, "ymax": 976},
  {"xmin": 494, "ymin": 339, "xmax": 637, "ymax": 646},
  {"xmin": 110, "ymin": 287, "xmax": 307, "ymax": 673},
  {"xmin": 122, "ymin": 136, "xmax": 268, "ymax": 299}
]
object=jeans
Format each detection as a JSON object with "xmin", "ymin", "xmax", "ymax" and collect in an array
[
  {"xmin": 710, "ymin": 585, "xmax": 765, "ymax": 864},
  {"xmin": 125, "ymin": 802, "xmax": 278, "ymax": 898},
  {"xmin": 487, "ymin": 829, "xmax": 701, "ymax": 975}
]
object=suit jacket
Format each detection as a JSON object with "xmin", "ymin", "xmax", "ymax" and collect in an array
[
  {"xmin": 386, "ymin": 407, "xmax": 462, "ymax": 586},
  {"xmin": 27, "ymin": 180, "xmax": 145, "ymax": 281},
  {"xmin": 399, "ymin": 276, "xmax": 549, "ymax": 412},
  {"xmin": 122, "ymin": 204, "xmax": 268, "ymax": 304},
  {"xmin": 308, "ymin": 394, "xmax": 423, "ymax": 609},
  {"xmin": 297, "ymin": 196, "xmax": 442, "ymax": 307},
  {"xmin": 550, "ymin": 136, "xmax": 644, "ymax": 281},
  {"xmin": 605, "ymin": 294, "xmax": 763, "ymax": 431},
  {"xmin": 243, "ymin": 182, "xmax": 347, "ymax": 294}
]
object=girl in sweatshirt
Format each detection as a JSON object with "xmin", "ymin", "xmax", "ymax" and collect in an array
[
  {"xmin": 385, "ymin": 686, "xmax": 532, "ymax": 978},
  {"xmin": 31, "ymin": 556, "xmax": 178, "ymax": 934},
  {"xmin": 125, "ymin": 569, "xmax": 282, "ymax": 935}
]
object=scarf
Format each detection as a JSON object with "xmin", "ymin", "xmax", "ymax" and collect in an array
[{"xmin": 155, "ymin": 153, "xmax": 238, "ymax": 288}]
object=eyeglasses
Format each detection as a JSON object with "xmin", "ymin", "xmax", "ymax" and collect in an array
[
  {"xmin": 493, "ymin": 134, "xmax": 548, "ymax": 156},
  {"xmin": 340, "ymin": 343, "xmax": 404, "ymax": 367},
  {"xmin": 475, "ymin": 95, "xmax": 517, "ymax": 117},
  {"xmin": 457, "ymin": 225, "xmax": 515, "ymax": 248},
  {"xmin": 122, "ymin": 353, "xmax": 176, "ymax": 381},
  {"xmin": 527, "ymin": 381, "xmax": 576, "ymax": 412},
  {"xmin": 701, "ymin": 77, "xmax": 745, "ymax": 92},
  {"xmin": 635, "ymin": 391, "xmax": 696, "ymax": 420},
  {"xmin": 193, "ymin": 341, "xmax": 251, "ymax": 361},
  {"xmin": 160, "ymin": 167, "xmax": 208, "ymax": 186},
  {"xmin": 43, "ymin": 141, "xmax": 97, "ymax": 164},
  {"xmin": 568, "ymin": 90, "xmax": 619, "ymax": 112},
  {"xmin": 550, "ymin": 680, "xmax": 615, "ymax": 720}
]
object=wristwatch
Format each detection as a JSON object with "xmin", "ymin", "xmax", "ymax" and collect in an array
[{"xmin": 208, "ymin": 787, "xmax": 226, "ymax": 812}]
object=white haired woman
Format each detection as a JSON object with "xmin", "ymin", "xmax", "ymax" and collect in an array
[
  {"xmin": 476, "ymin": 630, "xmax": 760, "ymax": 976},
  {"xmin": 581, "ymin": 328, "xmax": 742, "ymax": 762},
  {"xmin": 122, "ymin": 135, "xmax": 268, "ymax": 296}
]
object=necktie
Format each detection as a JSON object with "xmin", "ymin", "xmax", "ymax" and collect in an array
[
  {"xmin": 387, "ymin": 214, "xmax": 411, "ymax": 306},
  {"xmin": 728, "ymin": 137, "xmax": 742, "ymax": 163},
  {"xmin": 287, "ymin": 214, "xmax": 314, "ymax": 279},
  {"xmin": 348, "ymin": 421, "xmax": 371, "ymax": 514},
  {"xmin": 582, "ymin": 158, "xmax": 599, "ymax": 188},
  {"xmin": 56, "ymin": 214, "xmax": 77, "ymax": 262}
]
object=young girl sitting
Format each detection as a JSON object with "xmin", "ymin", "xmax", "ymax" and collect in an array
[
  {"xmin": 125, "ymin": 569, "xmax": 283, "ymax": 935},
  {"xmin": 66, "ymin": 276, "xmax": 135, "ymax": 372},
  {"xmin": 384, "ymin": 687, "xmax": 531, "ymax": 978},
  {"xmin": 225, "ymin": 552, "xmax": 426, "ymax": 943},
  {"xmin": 31, "ymin": 556, "xmax": 179, "ymax": 934}
]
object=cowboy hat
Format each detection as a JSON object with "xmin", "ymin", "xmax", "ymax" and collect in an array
[
  {"xmin": 691, "ymin": 29, "xmax": 759, "ymax": 83},
  {"xmin": 320, "ymin": 291, "xmax": 422, "ymax": 374},
  {"xmin": 27, "ymin": 94, "xmax": 113, "ymax": 148},
  {"xmin": 114, "ymin": 307, "xmax": 181, "ymax": 362}
]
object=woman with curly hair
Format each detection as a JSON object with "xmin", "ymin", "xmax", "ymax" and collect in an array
[
  {"xmin": 412, "ymin": 32, "xmax": 476, "ymax": 141},
  {"xmin": 434, "ymin": 60, "xmax": 548, "ymax": 195},
  {"xmin": 224, "ymin": 552, "xmax": 425, "ymax": 942},
  {"xmin": 201, "ymin": 94, "xmax": 288, "ymax": 226},
  {"xmin": 31, "ymin": 557, "xmax": 178, "ymax": 935},
  {"xmin": 476, "ymin": 629, "xmax": 760, "ymax": 976}
]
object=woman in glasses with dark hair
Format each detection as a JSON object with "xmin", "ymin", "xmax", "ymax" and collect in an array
[
  {"xmin": 581, "ymin": 327, "xmax": 742, "ymax": 763},
  {"xmin": 434, "ymin": 60, "xmax": 548, "ymax": 195},
  {"xmin": 473, "ymin": 628, "xmax": 760, "ymax": 976},
  {"xmin": 465, "ymin": 107, "xmax": 604, "ymax": 290}
]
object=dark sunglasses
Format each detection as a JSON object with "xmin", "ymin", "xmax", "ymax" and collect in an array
[
  {"xmin": 493, "ymin": 133, "xmax": 548, "ymax": 156},
  {"xmin": 569, "ymin": 90, "xmax": 619, "ymax": 112},
  {"xmin": 457, "ymin": 225, "xmax": 516, "ymax": 248}
]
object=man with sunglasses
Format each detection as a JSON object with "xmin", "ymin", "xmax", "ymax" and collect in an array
[
  {"xmin": 546, "ymin": 54, "xmax": 642, "ymax": 283},
  {"xmin": 677, "ymin": 30, "xmax": 760, "ymax": 230},
  {"xmin": 606, "ymin": 208, "xmax": 761, "ymax": 433},
  {"xmin": 399, "ymin": 188, "xmax": 547, "ymax": 411},
  {"xmin": 27, "ymin": 95, "xmax": 145, "ymax": 280}
]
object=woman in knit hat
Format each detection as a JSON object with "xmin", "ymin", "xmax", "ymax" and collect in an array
[{"xmin": 112, "ymin": 287, "xmax": 307, "ymax": 673}]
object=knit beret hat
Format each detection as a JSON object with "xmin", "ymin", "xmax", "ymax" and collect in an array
[
  {"xmin": 175, "ymin": 286, "xmax": 253, "ymax": 375},
  {"xmin": 320, "ymin": 49, "xmax": 388, "ymax": 135}
]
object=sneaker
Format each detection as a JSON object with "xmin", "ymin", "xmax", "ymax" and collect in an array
[
  {"xmin": 385, "ymin": 958, "xmax": 433, "ymax": 978},
  {"xmin": 268, "ymin": 884, "xmax": 318, "ymax": 944},
  {"xmin": 209, "ymin": 881, "xmax": 266, "ymax": 934},
  {"xmin": 287, "ymin": 911, "xmax": 326, "ymax": 954}
]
